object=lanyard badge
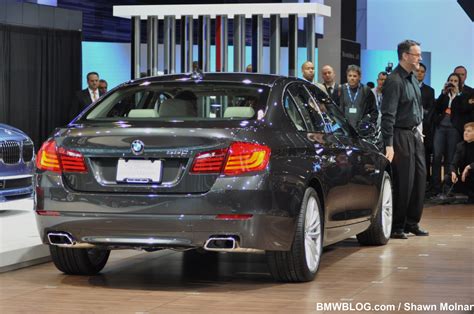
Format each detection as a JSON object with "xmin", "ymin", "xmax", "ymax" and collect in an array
[{"xmin": 346, "ymin": 84, "xmax": 360, "ymax": 114}]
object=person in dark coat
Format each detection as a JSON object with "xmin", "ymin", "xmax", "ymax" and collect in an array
[
  {"xmin": 70, "ymin": 72, "xmax": 100, "ymax": 120},
  {"xmin": 339, "ymin": 64, "xmax": 378, "ymax": 131},
  {"xmin": 449, "ymin": 122, "xmax": 474, "ymax": 203},
  {"xmin": 320, "ymin": 64, "xmax": 340, "ymax": 105},
  {"xmin": 431, "ymin": 73, "xmax": 471, "ymax": 196},
  {"xmin": 415, "ymin": 63, "xmax": 435, "ymax": 188},
  {"xmin": 98, "ymin": 79, "xmax": 108, "ymax": 96},
  {"xmin": 454, "ymin": 65, "xmax": 473, "ymax": 94}
]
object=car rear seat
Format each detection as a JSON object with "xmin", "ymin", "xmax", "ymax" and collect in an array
[
  {"xmin": 158, "ymin": 99, "xmax": 196, "ymax": 117},
  {"xmin": 223, "ymin": 107, "xmax": 255, "ymax": 118},
  {"xmin": 127, "ymin": 109, "xmax": 159, "ymax": 118}
]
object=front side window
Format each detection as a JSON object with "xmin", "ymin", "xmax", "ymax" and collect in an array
[
  {"xmin": 83, "ymin": 82, "xmax": 269, "ymax": 121},
  {"xmin": 283, "ymin": 92, "xmax": 307, "ymax": 131},
  {"xmin": 305, "ymin": 84, "xmax": 353, "ymax": 137},
  {"xmin": 287, "ymin": 83, "xmax": 331, "ymax": 133}
]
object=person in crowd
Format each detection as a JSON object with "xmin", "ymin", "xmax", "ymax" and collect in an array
[
  {"xmin": 366, "ymin": 81, "xmax": 375, "ymax": 89},
  {"xmin": 449, "ymin": 122, "xmax": 474, "ymax": 203},
  {"xmin": 246, "ymin": 64, "xmax": 253, "ymax": 73},
  {"xmin": 454, "ymin": 65, "xmax": 472, "ymax": 94},
  {"xmin": 98, "ymin": 79, "xmax": 108, "ymax": 96},
  {"xmin": 301, "ymin": 61, "xmax": 329, "ymax": 95},
  {"xmin": 381, "ymin": 39, "xmax": 428, "ymax": 239},
  {"xmin": 372, "ymin": 72, "xmax": 388, "ymax": 133},
  {"xmin": 469, "ymin": 92, "xmax": 474, "ymax": 122},
  {"xmin": 453, "ymin": 66, "xmax": 474, "ymax": 131},
  {"xmin": 339, "ymin": 64, "xmax": 378, "ymax": 131},
  {"xmin": 320, "ymin": 65, "xmax": 340, "ymax": 105},
  {"xmin": 431, "ymin": 73, "xmax": 471, "ymax": 198},
  {"xmin": 372, "ymin": 71, "xmax": 388, "ymax": 112},
  {"xmin": 415, "ymin": 63, "xmax": 435, "ymax": 190},
  {"xmin": 301, "ymin": 61, "xmax": 315, "ymax": 83},
  {"xmin": 70, "ymin": 71, "xmax": 100, "ymax": 120}
]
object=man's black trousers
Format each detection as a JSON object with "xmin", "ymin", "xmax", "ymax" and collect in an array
[{"xmin": 391, "ymin": 128, "xmax": 427, "ymax": 231}]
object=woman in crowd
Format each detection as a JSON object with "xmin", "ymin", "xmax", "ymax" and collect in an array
[
  {"xmin": 431, "ymin": 72, "xmax": 470, "ymax": 196},
  {"xmin": 338, "ymin": 65, "xmax": 378, "ymax": 131}
]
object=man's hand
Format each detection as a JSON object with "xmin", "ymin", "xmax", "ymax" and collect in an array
[
  {"xmin": 451, "ymin": 172, "xmax": 458, "ymax": 184},
  {"xmin": 385, "ymin": 146, "xmax": 394, "ymax": 162},
  {"xmin": 417, "ymin": 126, "xmax": 424, "ymax": 143},
  {"xmin": 461, "ymin": 165, "xmax": 471, "ymax": 182}
]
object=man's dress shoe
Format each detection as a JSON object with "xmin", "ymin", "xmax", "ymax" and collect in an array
[
  {"xmin": 390, "ymin": 231, "xmax": 408, "ymax": 239},
  {"xmin": 405, "ymin": 226, "xmax": 429, "ymax": 236}
]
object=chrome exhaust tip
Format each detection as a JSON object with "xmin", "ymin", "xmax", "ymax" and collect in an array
[
  {"xmin": 203, "ymin": 235, "xmax": 265, "ymax": 253},
  {"xmin": 204, "ymin": 236, "xmax": 238, "ymax": 251},
  {"xmin": 47, "ymin": 232, "xmax": 75, "ymax": 247}
]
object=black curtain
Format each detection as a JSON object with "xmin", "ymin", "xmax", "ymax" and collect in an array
[{"xmin": 0, "ymin": 24, "xmax": 81, "ymax": 148}]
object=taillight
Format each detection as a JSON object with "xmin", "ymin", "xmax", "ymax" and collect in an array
[
  {"xmin": 224, "ymin": 142, "xmax": 271, "ymax": 175},
  {"xmin": 36, "ymin": 140, "xmax": 61, "ymax": 173},
  {"xmin": 190, "ymin": 142, "xmax": 270, "ymax": 175},
  {"xmin": 58, "ymin": 147, "xmax": 87, "ymax": 173},
  {"xmin": 191, "ymin": 148, "xmax": 228, "ymax": 173},
  {"xmin": 36, "ymin": 139, "xmax": 87, "ymax": 173}
]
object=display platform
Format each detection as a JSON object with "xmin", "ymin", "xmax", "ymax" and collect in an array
[{"xmin": 0, "ymin": 200, "xmax": 50, "ymax": 272}]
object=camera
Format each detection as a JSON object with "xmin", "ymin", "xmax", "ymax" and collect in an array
[
  {"xmin": 385, "ymin": 62, "xmax": 393, "ymax": 74},
  {"xmin": 445, "ymin": 83, "xmax": 455, "ymax": 89}
]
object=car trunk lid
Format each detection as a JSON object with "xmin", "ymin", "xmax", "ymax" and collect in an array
[{"xmin": 57, "ymin": 125, "xmax": 243, "ymax": 194}]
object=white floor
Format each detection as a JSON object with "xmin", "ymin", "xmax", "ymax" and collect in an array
[{"xmin": 0, "ymin": 200, "xmax": 50, "ymax": 272}]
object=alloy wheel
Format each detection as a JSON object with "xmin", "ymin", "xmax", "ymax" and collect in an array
[{"xmin": 304, "ymin": 196, "xmax": 322, "ymax": 273}]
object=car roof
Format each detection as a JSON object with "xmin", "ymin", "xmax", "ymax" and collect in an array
[{"xmin": 124, "ymin": 72, "xmax": 302, "ymax": 88}]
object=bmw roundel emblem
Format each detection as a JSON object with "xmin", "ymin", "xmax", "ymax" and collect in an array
[{"xmin": 131, "ymin": 140, "xmax": 145, "ymax": 155}]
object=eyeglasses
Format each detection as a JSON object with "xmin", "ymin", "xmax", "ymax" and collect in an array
[{"xmin": 406, "ymin": 52, "xmax": 422, "ymax": 58}]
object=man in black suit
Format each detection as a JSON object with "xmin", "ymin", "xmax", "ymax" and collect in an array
[
  {"xmin": 454, "ymin": 65, "xmax": 473, "ymax": 94},
  {"xmin": 415, "ymin": 63, "xmax": 435, "ymax": 189},
  {"xmin": 70, "ymin": 72, "xmax": 100, "ymax": 120},
  {"xmin": 454, "ymin": 66, "xmax": 474, "ymax": 123},
  {"xmin": 320, "ymin": 65, "xmax": 340, "ymax": 105},
  {"xmin": 98, "ymin": 79, "xmax": 108, "ymax": 96}
]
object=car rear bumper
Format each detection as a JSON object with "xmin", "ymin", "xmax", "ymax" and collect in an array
[
  {"xmin": 36, "ymin": 212, "xmax": 296, "ymax": 251},
  {"xmin": 35, "ymin": 171, "xmax": 301, "ymax": 251}
]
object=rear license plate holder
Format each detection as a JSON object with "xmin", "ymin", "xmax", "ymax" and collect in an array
[{"xmin": 116, "ymin": 159, "xmax": 162, "ymax": 183}]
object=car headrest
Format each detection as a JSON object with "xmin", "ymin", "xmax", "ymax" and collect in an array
[
  {"xmin": 127, "ymin": 109, "xmax": 159, "ymax": 118},
  {"xmin": 223, "ymin": 107, "xmax": 255, "ymax": 118},
  {"xmin": 158, "ymin": 98, "xmax": 197, "ymax": 117}
]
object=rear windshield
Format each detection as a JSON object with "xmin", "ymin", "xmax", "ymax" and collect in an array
[{"xmin": 83, "ymin": 82, "xmax": 269, "ymax": 121}]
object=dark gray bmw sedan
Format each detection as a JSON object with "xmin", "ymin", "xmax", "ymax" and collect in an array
[{"xmin": 35, "ymin": 73, "xmax": 392, "ymax": 282}]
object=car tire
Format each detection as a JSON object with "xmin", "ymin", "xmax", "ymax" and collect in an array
[
  {"xmin": 49, "ymin": 246, "xmax": 110, "ymax": 275},
  {"xmin": 266, "ymin": 187, "xmax": 323, "ymax": 282},
  {"xmin": 357, "ymin": 171, "xmax": 393, "ymax": 245}
]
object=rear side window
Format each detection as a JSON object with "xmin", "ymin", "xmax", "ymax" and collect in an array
[{"xmin": 84, "ymin": 82, "xmax": 269, "ymax": 121}]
